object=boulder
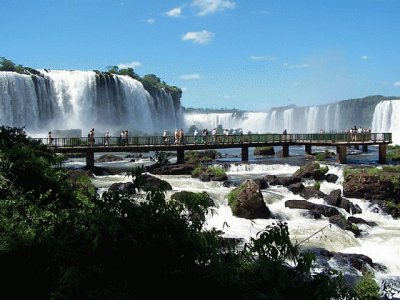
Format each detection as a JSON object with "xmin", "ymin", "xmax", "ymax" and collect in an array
[
  {"xmin": 149, "ymin": 163, "xmax": 195, "ymax": 175},
  {"xmin": 329, "ymin": 215, "xmax": 361, "ymax": 236},
  {"xmin": 324, "ymin": 189, "xmax": 362, "ymax": 214},
  {"xmin": 325, "ymin": 173, "xmax": 339, "ymax": 183},
  {"xmin": 277, "ymin": 176, "xmax": 301, "ymax": 187},
  {"xmin": 347, "ymin": 216, "xmax": 377, "ymax": 227},
  {"xmin": 343, "ymin": 173, "xmax": 395, "ymax": 200},
  {"xmin": 299, "ymin": 186, "xmax": 326, "ymax": 199},
  {"xmin": 287, "ymin": 182, "xmax": 305, "ymax": 194},
  {"xmin": 253, "ymin": 178, "xmax": 269, "ymax": 189},
  {"xmin": 285, "ymin": 200, "xmax": 340, "ymax": 218},
  {"xmin": 293, "ymin": 162, "xmax": 326, "ymax": 180},
  {"xmin": 229, "ymin": 179, "xmax": 272, "ymax": 219}
]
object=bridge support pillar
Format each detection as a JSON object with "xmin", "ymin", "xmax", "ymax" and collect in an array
[
  {"xmin": 362, "ymin": 145, "xmax": 368, "ymax": 152},
  {"xmin": 86, "ymin": 149, "xmax": 95, "ymax": 168},
  {"xmin": 305, "ymin": 145, "xmax": 312, "ymax": 155},
  {"xmin": 241, "ymin": 146, "xmax": 249, "ymax": 162},
  {"xmin": 177, "ymin": 148, "xmax": 185, "ymax": 164},
  {"xmin": 379, "ymin": 144, "xmax": 386, "ymax": 164},
  {"xmin": 282, "ymin": 145, "xmax": 289, "ymax": 157},
  {"xmin": 336, "ymin": 145, "xmax": 346, "ymax": 164}
]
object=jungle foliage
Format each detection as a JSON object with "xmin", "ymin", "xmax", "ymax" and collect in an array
[{"xmin": 0, "ymin": 126, "xmax": 369, "ymax": 299}]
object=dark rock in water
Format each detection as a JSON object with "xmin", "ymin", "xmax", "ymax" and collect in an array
[
  {"xmin": 293, "ymin": 162, "xmax": 326, "ymax": 180},
  {"xmin": 343, "ymin": 173, "xmax": 395, "ymax": 200},
  {"xmin": 285, "ymin": 200, "xmax": 340, "ymax": 218},
  {"xmin": 109, "ymin": 182, "xmax": 136, "ymax": 194},
  {"xmin": 230, "ymin": 179, "xmax": 272, "ymax": 219},
  {"xmin": 253, "ymin": 146, "xmax": 275, "ymax": 156},
  {"xmin": 223, "ymin": 181, "xmax": 241, "ymax": 188},
  {"xmin": 288, "ymin": 182, "xmax": 305, "ymax": 194},
  {"xmin": 299, "ymin": 186, "xmax": 326, "ymax": 199},
  {"xmin": 277, "ymin": 176, "xmax": 301, "ymax": 187},
  {"xmin": 347, "ymin": 216, "xmax": 377, "ymax": 227},
  {"xmin": 148, "ymin": 163, "xmax": 195, "ymax": 175},
  {"xmin": 264, "ymin": 175, "xmax": 279, "ymax": 185},
  {"xmin": 80, "ymin": 165, "xmax": 112, "ymax": 176},
  {"xmin": 253, "ymin": 178, "xmax": 269, "ymax": 189},
  {"xmin": 141, "ymin": 174, "xmax": 172, "ymax": 191},
  {"xmin": 325, "ymin": 173, "xmax": 339, "ymax": 183},
  {"xmin": 315, "ymin": 248, "xmax": 386, "ymax": 272},
  {"xmin": 324, "ymin": 190, "xmax": 362, "ymax": 214},
  {"xmin": 96, "ymin": 154, "xmax": 123, "ymax": 162},
  {"xmin": 329, "ymin": 215, "xmax": 361, "ymax": 236}
]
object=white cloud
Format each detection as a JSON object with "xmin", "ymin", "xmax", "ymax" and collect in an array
[
  {"xmin": 146, "ymin": 18, "xmax": 155, "ymax": 24},
  {"xmin": 191, "ymin": 0, "xmax": 235, "ymax": 16},
  {"xmin": 165, "ymin": 7, "xmax": 182, "ymax": 18},
  {"xmin": 182, "ymin": 30, "xmax": 214, "ymax": 44},
  {"xmin": 283, "ymin": 62, "xmax": 309, "ymax": 69},
  {"xmin": 394, "ymin": 82, "xmax": 400, "ymax": 88},
  {"xmin": 117, "ymin": 61, "xmax": 142, "ymax": 69},
  {"xmin": 223, "ymin": 94, "xmax": 236, "ymax": 99},
  {"xmin": 250, "ymin": 55, "xmax": 275, "ymax": 61},
  {"xmin": 180, "ymin": 74, "xmax": 201, "ymax": 80},
  {"xmin": 361, "ymin": 55, "xmax": 368, "ymax": 60}
]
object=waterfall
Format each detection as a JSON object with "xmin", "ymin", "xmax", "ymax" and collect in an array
[
  {"xmin": 184, "ymin": 103, "xmax": 349, "ymax": 134},
  {"xmin": 372, "ymin": 100, "xmax": 400, "ymax": 144},
  {"xmin": 0, "ymin": 70, "xmax": 183, "ymax": 134}
]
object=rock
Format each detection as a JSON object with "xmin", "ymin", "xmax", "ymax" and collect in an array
[
  {"xmin": 141, "ymin": 174, "xmax": 172, "ymax": 191},
  {"xmin": 96, "ymin": 154, "xmax": 123, "ymax": 162},
  {"xmin": 253, "ymin": 178, "xmax": 269, "ymax": 189},
  {"xmin": 108, "ymin": 182, "xmax": 136, "ymax": 194},
  {"xmin": 324, "ymin": 190, "xmax": 362, "ymax": 214},
  {"xmin": 285, "ymin": 200, "xmax": 340, "ymax": 218},
  {"xmin": 293, "ymin": 162, "xmax": 326, "ymax": 180},
  {"xmin": 253, "ymin": 146, "xmax": 275, "ymax": 156},
  {"xmin": 264, "ymin": 175, "xmax": 279, "ymax": 185},
  {"xmin": 347, "ymin": 216, "xmax": 377, "ymax": 227},
  {"xmin": 325, "ymin": 173, "xmax": 339, "ymax": 183},
  {"xmin": 329, "ymin": 215, "xmax": 361, "ymax": 236},
  {"xmin": 277, "ymin": 176, "xmax": 301, "ymax": 187},
  {"xmin": 149, "ymin": 163, "xmax": 195, "ymax": 175},
  {"xmin": 288, "ymin": 182, "xmax": 305, "ymax": 194},
  {"xmin": 299, "ymin": 186, "xmax": 326, "ymax": 199},
  {"xmin": 229, "ymin": 179, "xmax": 272, "ymax": 219},
  {"xmin": 343, "ymin": 173, "xmax": 395, "ymax": 200}
]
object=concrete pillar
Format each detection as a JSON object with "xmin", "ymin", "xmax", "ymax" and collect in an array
[
  {"xmin": 305, "ymin": 144, "xmax": 312, "ymax": 155},
  {"xmin": 282, "ymin": 145, "xmax": 289, "ymax": 157},
  {"xmin": 177, "ymin": 148, "xmax": 185, "ymax": 164},
  {"xmin": 241, "ymin": 146, "xmax": 249, "ymax": 162},
  {"xmin": 362, "ymin": 144, "xmax": 368, "ymax": 152},
  {"xmin": 379, "ymin": 144, "xmax": 387, "ymax": 164},
  {"xmin": 86, "ymin": 149, "xmax": 95, "ymax": 168},
  {"xmin": 336, "ymin": 145, "xmax": 346, "ymax": 164}
]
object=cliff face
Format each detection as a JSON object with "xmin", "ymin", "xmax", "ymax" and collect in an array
[{"xmin": 0, "ymin": 70, "xmax": 184, "ymax": 133}]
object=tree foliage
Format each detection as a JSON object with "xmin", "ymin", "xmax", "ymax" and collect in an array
[{"xmin": 0, "ymin": 126, "xmax": 359, "ymax": 299}]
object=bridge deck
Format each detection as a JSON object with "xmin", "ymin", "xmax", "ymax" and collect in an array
[{"xmin": 35, "ymin": 132, "xmax": 392, "ymax": 166}]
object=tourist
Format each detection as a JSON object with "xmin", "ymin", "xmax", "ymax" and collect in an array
[
  {"xmin": 212, "ymin": 128, "xmax": 217, "ymax": 144},
  {"xmin": 105, "ymin": 131, "xmax": 110, "ymax": 146},
  {"xmin": 193, "ymin": 129, "xmax": 198, "ymax": 144},
  {"xmin": 120, "ymin": 131, "xmax": 124, "ymax": 146},
  {"xmin": 88, "ymin": 128, "xmax": 95, "ymax": 147},
  {"xmin": 124, "ymin": 130, "xmax": 129, "ymax": 146},
  {"xmin": 179, "ymin": 129, "xmax": 185, "ymax": 145},
  {"xmin": 174, "ymin": 129, "xmax": 180, "ymax": 145},
  {"xmin": 163, "ymin": 129, "xmax": 168, "ymax": 145},
  {"xmin": 48, "ymin": 131, "xmax": 53, "ymax": 146}
]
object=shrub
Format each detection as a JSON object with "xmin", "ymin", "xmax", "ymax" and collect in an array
[{"xmin": 355, "ymin": 271, "xmax": 380, "ymax": 300}]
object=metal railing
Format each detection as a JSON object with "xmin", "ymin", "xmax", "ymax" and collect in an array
[{"xmin": 36, "ymin": 132, "xmax": 392, "ymax": 148}]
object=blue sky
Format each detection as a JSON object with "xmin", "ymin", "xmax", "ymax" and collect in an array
[{"xmin": 1, "ymin": 0, "xmax": 400, "ymax": 110}]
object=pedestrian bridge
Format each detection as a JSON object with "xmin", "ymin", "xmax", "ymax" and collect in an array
[{"xmin": 37, "ymin": 132, "xmax": 392, "ymax": 167}]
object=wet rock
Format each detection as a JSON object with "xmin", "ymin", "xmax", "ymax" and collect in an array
[
  {"xmin": 229, "ymin": 179, "xmax": 272, "ymax": 219},
  {"xmin": 96, "ymin": 154, "xmax": 123, "ymax": 162},
  {"xmin": 325, "ymin": 173, "xmax": 339, "ymax": 183},
  {"xmin": 299, "ymin": 186, "xmax": 326, "ymax": 199},
  {"xmin": 285, "ymin": 200, "xmax": 340, "ymax": 218},
  {"xmin": 343, "ymin": 173, "xmax": 395, "ymax": 200},
  {"xmin": 293, "ymin": 162, "xmax": 326, "ymax": 180},
  {"xmin": 347, "ymin": 216, "xmax": 377, "ymax": 227},
  {"xmin": 253, "ymin": 178, "xmax": 269, "ymax": 189},
  {"xmin": 329, "ymin": 215, "xmax": 361, "ymax": 236},
  {"xmin": 288, "ymin": 182, "xmax": 305, "ymax": 194},
  {"xmin": 148, "ymin": 163, "xmax": 195, "ymax": 175},
  {"xmin": 277, "ymin": 176, "xmax": 301, "ymax": 187}
]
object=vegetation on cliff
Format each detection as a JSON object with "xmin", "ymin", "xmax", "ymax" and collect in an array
[
  {"xmin": 0, "ymin": 57, "xmax": 182, "ymax": 103},
  {"xmin": 0, "ymin": 126, "xmax": 361, "ymax": 299}
]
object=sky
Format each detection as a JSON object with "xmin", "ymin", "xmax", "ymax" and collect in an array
[{"xmin": 1, "ymin": 0, "xmax": 400, "ymax": 111}]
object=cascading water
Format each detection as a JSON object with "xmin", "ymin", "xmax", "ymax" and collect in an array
[
  {"xmin": 184, "ymin": 102, "xmax": 347, "ymax": 134},
  {"xmin": 0, "ymin": 70, "xmax": 183, "ymax": 134},
  {"xmin": 372, "ymin": 100, "xmax": 400, "ymax": 145}
]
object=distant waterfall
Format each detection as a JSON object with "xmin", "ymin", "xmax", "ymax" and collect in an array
[
  {"xmin": 372, "ymin": 100, "xmax": 400, "ymax": 144},
  {"xmin": 184, "ymin": 103, "xmax": 343, "ymax": 134},
  {"xmin": 0, "ymin": 70, "xmax": 183, "ymax": 134}
]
